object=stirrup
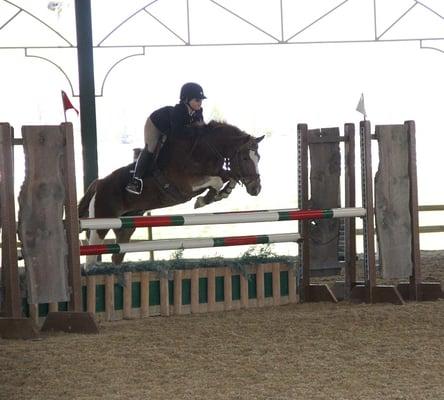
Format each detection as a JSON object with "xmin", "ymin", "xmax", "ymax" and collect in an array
[{"xmin": 125, "ymin": 177, "xmax": 143, "ymax": 195}]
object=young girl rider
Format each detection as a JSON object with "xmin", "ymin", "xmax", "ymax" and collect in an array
[{"xmin": 126, "ymin": 82, "xmax": 207, "ymax": 195}]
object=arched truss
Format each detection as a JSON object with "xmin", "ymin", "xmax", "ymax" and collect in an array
[{"xmin": 1, "ymin": 0, "xmax": 444, "ymax": 96}]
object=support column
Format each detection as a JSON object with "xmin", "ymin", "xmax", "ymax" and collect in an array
[{"xmin": 75, "ymin": 0, "xmax": 98, "ymax": 190}]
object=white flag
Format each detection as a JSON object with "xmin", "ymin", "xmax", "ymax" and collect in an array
[{"xmin": 356, "ymin": 93, "xmax": 367, "ymax": 119}]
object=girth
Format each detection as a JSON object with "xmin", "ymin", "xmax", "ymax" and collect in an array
[{"xmin": 152, "ymin": 169, "xmax": 193, "ymax": 203}]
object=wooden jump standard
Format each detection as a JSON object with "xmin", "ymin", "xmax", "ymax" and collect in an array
[
  {"xmin": 297, "ymin": 121, "xmax": 442, "ymax": 305},
  {"xmin": 0, "ymin": 123, "xmax": 97, "ymax": 338}
]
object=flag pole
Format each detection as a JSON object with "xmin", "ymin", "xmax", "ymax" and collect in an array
[{"xmin": 61, "ymin": 90, "xmax": 67, "ymax": 122}]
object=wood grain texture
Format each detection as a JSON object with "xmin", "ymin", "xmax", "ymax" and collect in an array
[
  {"xmin": 308, "ymin": 128, "xmax": 341, "ymax": 274},
  {"xmin": 375, "ymin": 125, "xmax": 412, "ymax": 279},
  {"xmin": 18, "ymin": 126, "xmax": 69, "ymax": 304}
]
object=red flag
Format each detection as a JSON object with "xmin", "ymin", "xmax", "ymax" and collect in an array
[{"xmin": 61, "ymin": 90, "xmax": 79, "ymax": 116}]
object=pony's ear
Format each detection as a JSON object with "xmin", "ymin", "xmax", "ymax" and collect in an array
[{"xmin": 255, "ymin": 135, "xmax": 265, "ymax": 143}]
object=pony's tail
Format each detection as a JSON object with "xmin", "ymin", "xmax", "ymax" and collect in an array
[{"xmin": 78, "ymin": 179, "xmax": 98, "ymax": 218}]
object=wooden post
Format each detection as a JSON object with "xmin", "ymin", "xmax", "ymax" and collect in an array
[
  {"xmin": 174, "ymin": 270, "xmax": 183, "ymax": 315},
  {"xmin": 256, "ymin": 264, "xmax": 265, "ymax": 308},
  {"xmin": 140, "ymin": 272, "xmax": 149, "ymax": 318},
  {"xmin": 0, "ymin": 123, "xmax": 39, "ymax": 339},
  {"xmin": 105, "ymin": 274, "xmax": 115, "ymax": 321},
  {"xmin": 360, "ymin": 121, "xmax": 377, "ymax": 302},
  {"xmin": 344, "ymin": 123, "xmax": 356, "ymax": 299},
  {"xmin": 240, "ymin": 273, "xmax": 249, "ymax": 309},
  {"xmin": 28, "ymin": 304, "xmax": 39, "ymax": 326},
  {"xmin": 86, "ymin": 275, "xmax": 96, "ymax": 314},
  {"xmin": 397, "ymin": 121, "xmax": 442, "ymax": 301},
  {"xmin": 297, "ymin": 123, "xmax": 345, "ymax": 303},
  {"xmin": 61, "ymin": 123, "xmax": 83, "ymax": 312},
  {"xmin": 123, "ymin": 272, "xmax": 132, "ymax": 319},
  {"xmin": 207, "ymin": 268, "xmax": 216, "ymax": 312},
  {"xmin": 49, "ymin": 303, "xmax": 58, "ymax": 313},
  {"xmin": 297, "ymin": 124, "xmax": 310, "ymax": 302},
  {"xmin": 288, "ymin": 267, "xmax": 298, "ymax": 303},
  {"xmin": 0, "ymin": 124, "xmax": 21, "ymax": 318},
  {"xmin": 25, "ymin": 124, "xmax": 98, "ymax": 333},
  {"xmin": 272, "ymin": 263, "xmax": 281, "ymax": 306},
  {"xmin": 224, "ymin": 267, "xmax": 232, "ymax": 311},
  {"xmin": 160, "ymin": 274, "xmax": 169, "ymax": 316},
  {"xmin": 352, "ymin": 121, "xmax": 403, "ymax": 305},
  {"xmin": 406, "ymin": 121, "xmax": 421, "ymax": 299},
  {"xmin": 19, "ymin": 125, "xmax": 70, "ymax": 304},
  {"xmin": 191, "ymin": 269, "xmax": 200, "ymax": 313}
]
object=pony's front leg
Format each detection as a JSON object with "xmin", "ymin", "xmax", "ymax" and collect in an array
[{"xmin": 194, "ymin": 178, "xmax": 237, "ymax": 208}]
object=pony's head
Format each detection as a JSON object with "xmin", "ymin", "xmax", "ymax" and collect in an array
[
  {"xmin": 202, "ymin": 121, "xmax": 265, "ymax": 196},
  {"xmin": 229, "ymin": 134, "xmax": 264, "ymax": 196}
]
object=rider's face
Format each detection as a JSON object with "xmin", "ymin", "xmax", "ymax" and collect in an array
[{"xmin": 188, "ymin": 98, "xmax": 203, "ymax": 111}]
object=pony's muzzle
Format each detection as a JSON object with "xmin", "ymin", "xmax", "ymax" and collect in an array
[{"xmin": 246, "ymin": 180, "xmax": 261, "ymax": 196}]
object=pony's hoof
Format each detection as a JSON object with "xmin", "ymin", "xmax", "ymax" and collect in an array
[{"xmin": 194, "ymin": 197, "xmax": 206, "ymax": 209}]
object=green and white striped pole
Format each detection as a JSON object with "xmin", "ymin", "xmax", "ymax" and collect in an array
[
  {"xmin": 80, "ymin": 232, "xmax": 302, "ymax": 256},
  {"xmin": 79, "ymin": 207, "xmax": 366, "ymax": 231}
]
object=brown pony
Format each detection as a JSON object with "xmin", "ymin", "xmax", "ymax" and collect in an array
[{"xmin": 78, "ymin": 120, "xmax": 264, "ymax": 268}]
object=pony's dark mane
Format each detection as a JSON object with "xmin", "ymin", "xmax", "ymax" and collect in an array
[
  {"xmin": 206, "ymin": 119, "xmax": 242, "ymax": 131},
  {"xmin": 157, "ymin": 119, "xmax": 251, "ymax": 168},
  {"xmin": 197, "ymin": 120, "xmax": 250, "ymax": 139}
]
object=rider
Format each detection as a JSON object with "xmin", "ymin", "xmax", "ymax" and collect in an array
[{"xmin": 125, "ymin": 82, "xmax": 207, "ymax": 195}]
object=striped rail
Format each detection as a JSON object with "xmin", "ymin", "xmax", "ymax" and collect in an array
[
  {"xmin": 80, "ymin": 232, "xmax": 302, "ymax": 256},
  {"xmin": 79, "ymin": 207, "xmax": 366, "ymax": 230}
]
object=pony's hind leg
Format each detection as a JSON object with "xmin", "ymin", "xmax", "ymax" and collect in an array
[
  {"xmin": 111, "ymin": 227, "xmax": 137, "ymax": 265},
  {"xmin": 83, "ymin": 192, "xmax": 110, "ymax": 271},
  {"xmin": 111, "ymin": 210, "xmax": 145, "ymax": 265},
  {"xmin": 84, "ymin": 228, "xmax": 109, "ymax": 271}
]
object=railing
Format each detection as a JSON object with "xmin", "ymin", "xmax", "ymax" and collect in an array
[
  {"xmin": 10, "ymin": 205, "xmax": 444, "ymax": 257},
  {"xmin": 85, "ymin": 205, "xmax": 444, "ymax": 261},
  {"xmin": 355, "ymin": 205, "xmax": 444, "ymax": 235}
]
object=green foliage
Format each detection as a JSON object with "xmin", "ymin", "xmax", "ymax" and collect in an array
[
  {"xmin": 82, "ymin": 253, "xmax": 298, "ymax": 276},
  {"xmin": 240, "ymin": 244, "xmax": 276, "ymax": 261},
  {"xmin": 170, "ymin": 249, "xmax": 184, "ymax": 260}
]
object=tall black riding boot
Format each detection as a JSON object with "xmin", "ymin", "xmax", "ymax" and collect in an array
[{"xmin": 125, "ymin": 148, "xmax": 155, "ymax": 195}]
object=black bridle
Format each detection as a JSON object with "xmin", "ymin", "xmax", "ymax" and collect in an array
[
  {"xmin": 192, "ymin": 135, "xmax": 260, "ymax": 186},
  {"xmin": 229, "ymin": 140, "xmax": 261, "ymax": 186}
]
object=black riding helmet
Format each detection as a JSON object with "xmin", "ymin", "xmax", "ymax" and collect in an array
[{"xmin": 180, "ymin": 82, "xmax": 207, "ymax": 101}]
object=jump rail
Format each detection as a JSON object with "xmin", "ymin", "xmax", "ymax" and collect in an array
[
  {"xmin": 80, "ymin": 232, "xmax": 302, "ymax": 255},
  {"xmin": 79, "ymin": 207, "xmax": 366, "ymax": 230}
]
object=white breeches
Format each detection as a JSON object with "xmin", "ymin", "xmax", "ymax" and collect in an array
[{"xmin": 144, "ymin": 117, "xmax": 165, "ymax": 153}]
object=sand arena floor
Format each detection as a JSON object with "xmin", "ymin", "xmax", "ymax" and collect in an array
[{"xmin": 1, "ymin": 251, "xmax": 443, "ymax": 400}]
